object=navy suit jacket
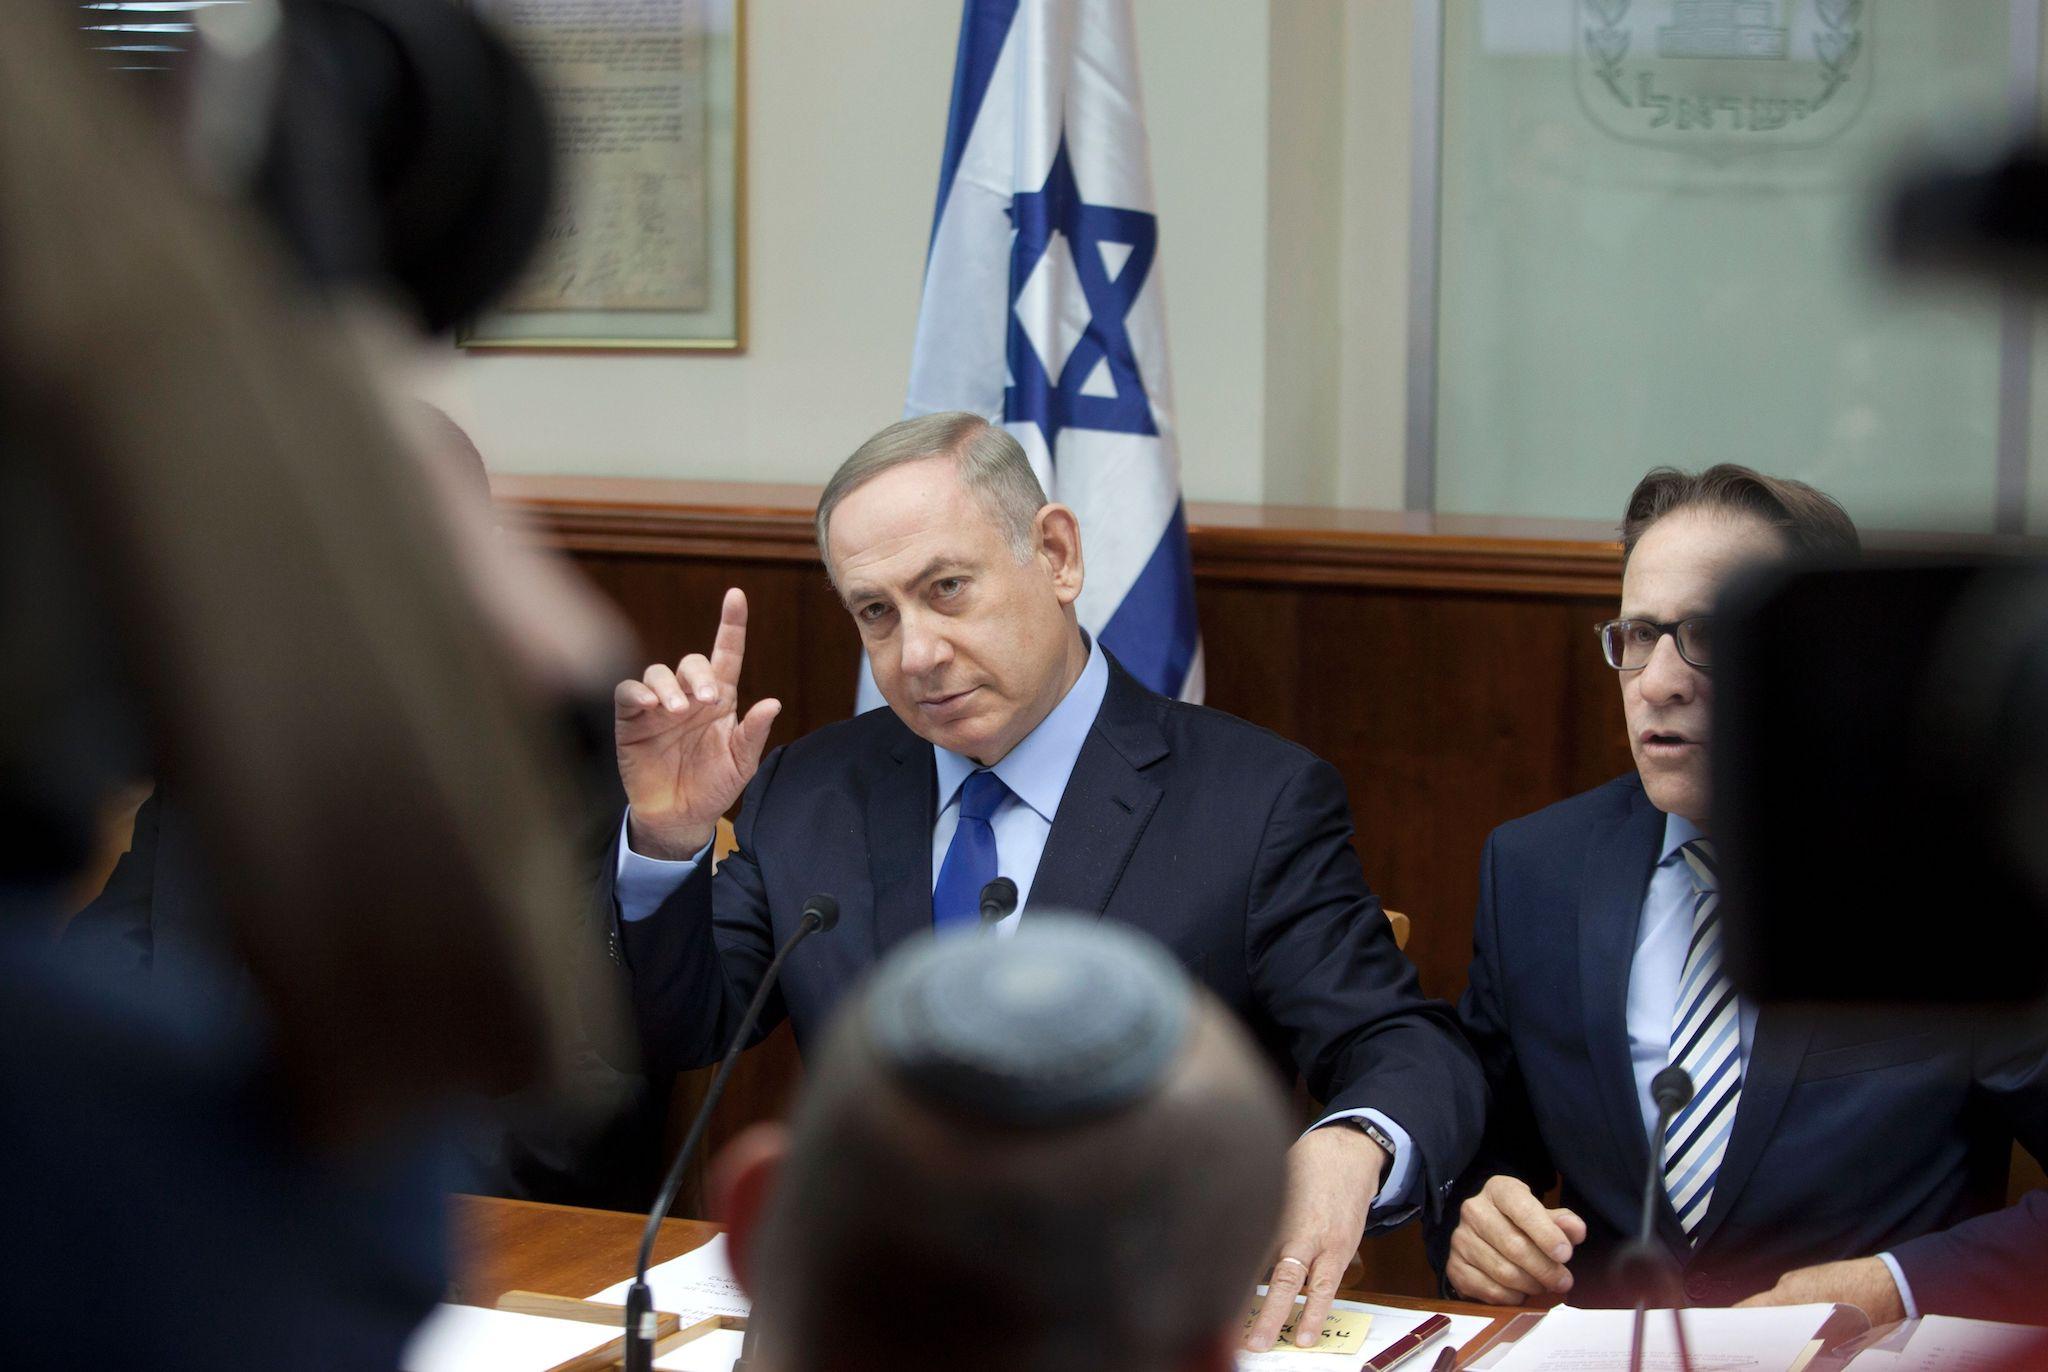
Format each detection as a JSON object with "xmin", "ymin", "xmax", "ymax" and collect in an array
[
  {"xmin": 1429, "ymin": 774, "xmax": 2048, "ymax": 1318},
  {"xmin": 610, "ymin": 654, "xmax": 1484, "ymax": 1220}
]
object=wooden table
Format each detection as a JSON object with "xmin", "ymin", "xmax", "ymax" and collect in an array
[{"xmin": 450, "ymin": 1195, "xmax": 1518, "ymax": 1365}]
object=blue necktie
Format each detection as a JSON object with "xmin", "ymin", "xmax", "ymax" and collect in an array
[{"xmin": 933, "ymin": 770, "xmax": 1010, "ymax": 931}]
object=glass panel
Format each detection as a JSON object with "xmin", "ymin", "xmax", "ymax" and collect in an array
[{"xmin": 1435, "ymin": 0, "xmax": 2015, "ymax": 531}]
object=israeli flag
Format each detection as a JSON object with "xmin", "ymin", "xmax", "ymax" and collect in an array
[{"xmin": 886, "ymin": 0, "xmax": 1203, "ymax": 704}]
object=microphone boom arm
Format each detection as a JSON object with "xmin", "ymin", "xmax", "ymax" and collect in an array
[{"xmin": 624, "ymin": 894, "xmax": 838, "ymax": 1372}]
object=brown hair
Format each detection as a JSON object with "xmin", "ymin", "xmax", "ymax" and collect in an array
[{"xmin": 1620, "ymin": 465, "xmax": 1860, "ymax": 566}]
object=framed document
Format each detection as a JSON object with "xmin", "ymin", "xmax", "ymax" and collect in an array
[{"xmin": 462, "ymin": 0, "xmax": 744, "ymax": 351}]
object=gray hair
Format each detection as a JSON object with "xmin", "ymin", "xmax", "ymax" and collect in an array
[{"xmin": 814, "ymin": 412, "xmax": 1048, "ymax": 580}]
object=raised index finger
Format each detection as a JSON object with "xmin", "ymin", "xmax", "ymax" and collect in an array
[{"xmin": 709, "ymin": 587, "xmax": 749, "ymax": 691}]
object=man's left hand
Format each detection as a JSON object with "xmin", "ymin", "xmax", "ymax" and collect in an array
[
  {"xmin": 1734, "ymin": 1257, "xmax": 1905, "ymax": 1325},
  {"xmin": 1245, "ymin": 1126, "xmax": 1386, "ymax": 1351}
]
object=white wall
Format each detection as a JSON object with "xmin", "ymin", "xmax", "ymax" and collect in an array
[
  {"xmin": 414, "ymin": 0, "xmax": 1417, "ymax": 509},
  {"xmin": 415, "ymin": 1, "xmax": 955, "ymax": 488},
  {"xmin": 1335, "ymin": 2, "xmax": 1413, "ymax": 511}
]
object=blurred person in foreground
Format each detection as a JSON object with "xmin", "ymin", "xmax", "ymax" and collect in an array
[
  {"xmin": 59, "ymin": 403, "xmax": 658, "ymax": 1211},
  {"xmin": 2, "ymin": 2, "xmax": 630, "ymax": 1367},
  {"xmin": 710, "ymin": 917, "xmax": 1293, "ymax": 1372},
  {"xmin": 1431, "ymin": 466, "xmax": 2048, "ymax": 1324},
  {"xmin": 604, "ymin": 412, "xmax": 1484, "ymax": 1350}
]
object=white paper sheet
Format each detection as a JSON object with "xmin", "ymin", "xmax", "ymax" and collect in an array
[
  {"xmin": 1847, "ymin": 1314, "xmax": 2048, "ymax": 1371},
  {"xmin": 399, "ymin": 1303, "xmax": 615, "ymax": 1372},
  {"xmin": 1490, "ymin": 1303, "xmax": 1837, "ymax": 1371},
  {"xmin": 653, "ymin": 1327, "xmax": 748, "ymax": 1371},
  {"xmin": 588, "ymin": 1233, "xmax": 751, "ymax": 1328},
  {"xmin": 1237, "ymin": 1290, "xmax": 1496, "ymax": 1372}
]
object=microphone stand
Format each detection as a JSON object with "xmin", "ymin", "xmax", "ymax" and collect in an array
[
  {"xmin": 1619, "ymin": 1066, "xmax": 1696, "ymax": 1372},
  {"xmin": 624, "ymin": 894, "xmax": 839, "ymax": 1372},
  {"xmin": 977, "ymin": 877, "xmax": 1018, "ymax": 931}
]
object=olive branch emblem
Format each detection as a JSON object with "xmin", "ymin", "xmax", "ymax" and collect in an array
[
  {"xmin": 1578, "ymin": 0, "xmax": 1868, "ymax": 137},
  {"xmin": 1585, "ymin": 0, "xmax": 1632, "ymax": 103},
  {"xmin": 1813, "ymin": 0, "xmax": 1864, "ymax": 108}
]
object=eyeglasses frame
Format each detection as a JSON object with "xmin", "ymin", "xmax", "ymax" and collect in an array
[{"xmin": 1593, "ymin": 616, "xmax": 1714, "ymax": 671}]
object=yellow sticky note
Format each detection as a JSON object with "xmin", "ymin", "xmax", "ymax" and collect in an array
[{"xmin": 1244, "ymin": 1300, "xmax": 1371, "ymax": 1355}]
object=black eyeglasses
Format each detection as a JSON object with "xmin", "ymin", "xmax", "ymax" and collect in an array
[{"xmin": 1595, "ymin": 617, "xmax": 1713, "ymax": 671}]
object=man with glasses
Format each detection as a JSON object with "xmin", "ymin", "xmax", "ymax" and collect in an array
[{"xmin": 1428, "ymin": 466, "xmax": 2048, "ymax": 1322}]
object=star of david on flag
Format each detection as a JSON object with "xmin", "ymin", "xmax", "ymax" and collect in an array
[{"xmin": 884, "ymin": 0, "xmax": 1203, "ymax": 705}]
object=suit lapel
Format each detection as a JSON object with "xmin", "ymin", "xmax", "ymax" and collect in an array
[
  {"xmin": 1025, "ymin": 657, "xmax": 1166, "ymax": 919},
  {"xmin": 1579, "ymin": 783, "xmax": 1668, "ymax": 1207},
  {"xmin": 867, "ymin": 734, "xmax": 937, "ymax": 959},
  {"xmin": 1687, "ymin": 1005, "xmax": 1815, "ymax": 1250}
]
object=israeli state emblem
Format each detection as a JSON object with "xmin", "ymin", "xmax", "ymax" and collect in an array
[{"xmin": 1576, "ymin": 0, "xmax": 1870, "ymax": 153}]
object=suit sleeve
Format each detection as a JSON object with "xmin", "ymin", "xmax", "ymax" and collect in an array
[
  {"xmin": 1425, "ymin": 831, "xmax": 1561, "ymax": 1281},
  {"xmin": 1886, "ymin": 1017, "xmax": 2048, "ymax": 1322},
  {"xmin": 1245, "ymin": 756, "xmax": 1484, "ymax": 1228},
  {"xmin": 604, "ymin": 748, "xmax": 788, "ymax": 1080},
  {"xmin": 59, "ymin": 786, "xmax": 162, "ymax": 973}
]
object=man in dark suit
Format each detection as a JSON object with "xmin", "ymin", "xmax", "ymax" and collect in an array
[
  {"xmin": 1433, "ymin": 466, "xmax": 2048, "ymax": 1323},
  {"xmin": 606, "ymin": 411, "xmax": 1483, "ymax": 1351}
]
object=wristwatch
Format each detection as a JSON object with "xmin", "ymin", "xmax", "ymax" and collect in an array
[{"xmin": 1350, "ymin": 1118, "xmax": 1397, "ymax": 1185}]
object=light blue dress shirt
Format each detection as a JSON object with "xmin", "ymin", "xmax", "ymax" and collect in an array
[
  {"xmin": 615, "ymin": 635, "xmax": 1421, "ymax": 1217},
  {"xmin": 1628, "ymin": 813, "xmax": 1912, "ymax": 1313},
  {"xmin": 925, "ymin": 632, "xmax": 1111, "ymax": 928}
]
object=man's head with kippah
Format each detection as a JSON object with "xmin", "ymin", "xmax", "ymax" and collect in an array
[{"xmin": 712, "ymin": 918, "xmax": 1293, "ymax": 1372}]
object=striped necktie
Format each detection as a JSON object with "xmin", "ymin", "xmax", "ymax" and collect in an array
[{"xmin": 1663, "ymin": 838, "xmax": 1740, "ymax": 1239}]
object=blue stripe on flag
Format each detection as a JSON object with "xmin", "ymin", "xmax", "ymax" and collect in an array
[
  {"xmin": 928, "ymin": 0, "xmax": 1019, "ymax": 252},
  {"xmin": 1098, "ymin": 500, "xmax": 1199, "ymax": 697}
]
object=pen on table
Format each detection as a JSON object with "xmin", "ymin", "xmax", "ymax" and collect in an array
[
  {"xmin": 1365, "ymin": 1312, "xmax": 1453, "ymax": 1372},
  {"xmin": 1427, "ymin": 1345, "xmax": 1457, "ymax": 1372}
]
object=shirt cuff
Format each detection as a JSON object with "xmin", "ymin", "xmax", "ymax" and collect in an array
[
  {"xmin": 1876, "ymin": 1251, "xmax": 1919, "ymax": 1321},
  {"xmin": 613, "ymin": 810, "xmax": 709, "ymax": 923},
  {"xmin": 1310, "ymin": 1107, "xmax": 1420, "ymax": 1225}
]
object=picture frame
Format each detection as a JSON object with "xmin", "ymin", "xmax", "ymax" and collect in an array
[{"xmin": 461, "ymin": 0, "xmax": 745, "ymax": 352}]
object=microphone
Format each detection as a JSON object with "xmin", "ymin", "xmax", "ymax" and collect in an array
[
  {"xmin": 1619, "ymin": 1065, "xmax": 1696, "ymax": 1372},
  {"xmin": 623, "ymin": 893, "xmax": 839, "ymax": 1372},
  {"xmin": 978, "ymin": 877, "xmax": 1018, "ymax": 930}
]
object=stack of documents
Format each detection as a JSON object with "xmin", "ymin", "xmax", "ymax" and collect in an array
[
  {"xmin": 589, "ymin": 1234, "xmax": 751, "ymax": 1372},
  {"xmin": 400, "ymin": 1304, "xmax": 614, "ymax": 1372},
  {"xmin": 1481, "ymin": 1303, "xmax": 1844, "ymax": 1371},
  {"xmin": 587, "ymin": 1232, "xmax": 750, "ymax": 1328},
  {"xmin": 1843, "ymin": 1313, "xmax": 2048, "ymax": 1370},
  {"xmin": 400, "ymin": 1236, "xmax": 760, "ymax": 1372},
  {"xmin": 1466, "ymin": 1303, "xmax": 2048, "ymax": 1371}
]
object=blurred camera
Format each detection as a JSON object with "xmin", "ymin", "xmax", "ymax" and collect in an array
[{"xmin": 1715, "ymin": 558, "xmax": 2048, "ymax": 1004}]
